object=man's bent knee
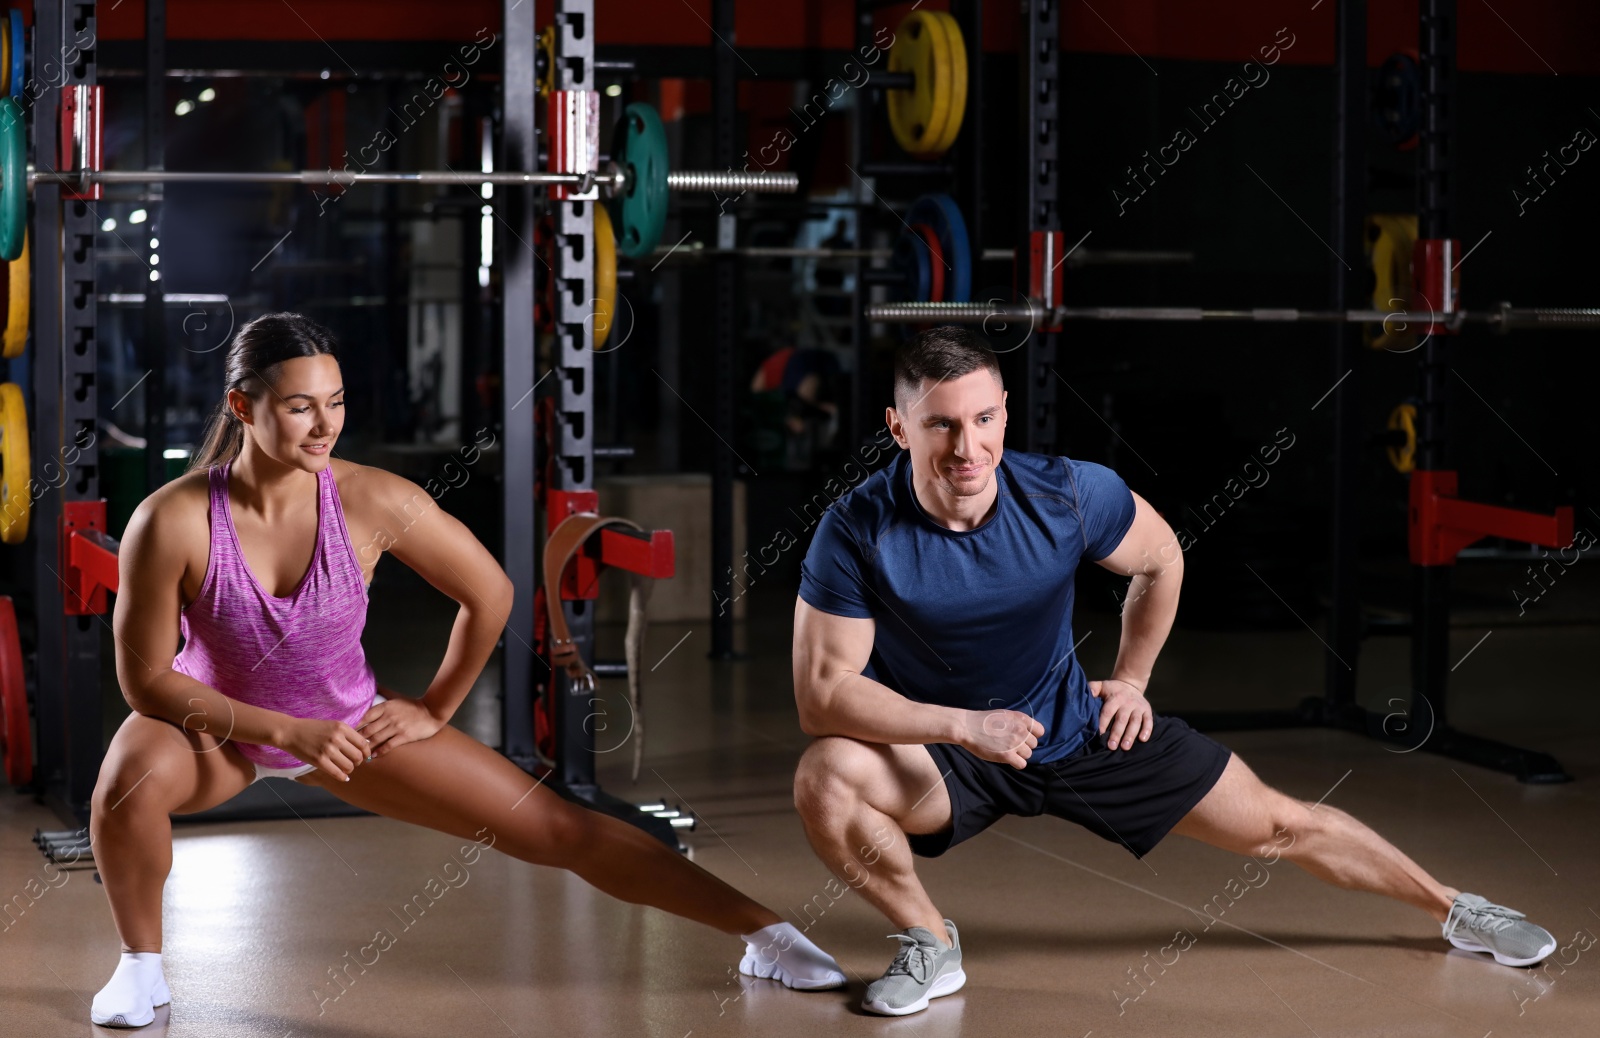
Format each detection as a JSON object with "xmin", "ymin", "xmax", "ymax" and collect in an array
[{"xmin": 794, "ymin": 736, "xmax": 878, "ymax": 820}]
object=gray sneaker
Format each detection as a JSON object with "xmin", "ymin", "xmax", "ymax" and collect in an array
[
  {"xmin": 1442, "ymin": 893, "xmax": 1557, "ymax": 967},
  {"xmin": 861, "ymin": 919, "xmax": 966, "ymax": 1016}
]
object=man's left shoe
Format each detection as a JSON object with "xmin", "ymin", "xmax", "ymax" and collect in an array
[{"xmin": 1442, "ymin": 893, "xmax": 1557, "ymax": 967}]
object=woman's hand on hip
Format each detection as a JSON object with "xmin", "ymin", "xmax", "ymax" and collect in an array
[
  {"xmin": 279, "ymin": 718, "xmax": 370, "ymax": 782},
  {"xmin": 357, "ymin": 692, "xmax": 447, "ymax": 757}
]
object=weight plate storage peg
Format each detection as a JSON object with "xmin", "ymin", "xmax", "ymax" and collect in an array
[{"xmin": 608, "ymin": 102, "xmax": 669, "ymax": 259}]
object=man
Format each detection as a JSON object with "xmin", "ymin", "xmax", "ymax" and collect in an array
[{"xmin": 790, "ymin": 326, "xmax": 1556, "ymax": 1017}]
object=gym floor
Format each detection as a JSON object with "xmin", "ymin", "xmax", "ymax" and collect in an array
[{"xmin": 3, "ymin": 565, "xmax": 1596, "ymax": 1037}]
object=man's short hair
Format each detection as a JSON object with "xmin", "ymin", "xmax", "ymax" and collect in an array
[{"xmin": 892, "ymin": 326, "xmax": 1004, "ymax": 410}]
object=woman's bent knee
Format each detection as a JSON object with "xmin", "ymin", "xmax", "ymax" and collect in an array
[{"xmin": 93, "ymin": 714, "xmax": 241, "ymax": 817}]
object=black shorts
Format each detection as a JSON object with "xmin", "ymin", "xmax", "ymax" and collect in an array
[{"xmin": 908, "ymin": 714, "xmax": 1232, "ymax": 860}]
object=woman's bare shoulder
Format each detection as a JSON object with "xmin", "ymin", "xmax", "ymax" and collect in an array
[
  {"xmin": 121, "ymin": 468, "xmax": 211, "ymax": 568},
  {"xmin": 328, "ymin": 457, "xmax": 422, "ymax": 522}
]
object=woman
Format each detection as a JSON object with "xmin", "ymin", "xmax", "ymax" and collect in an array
[{"xmin": 91, "ymin": 313, "xmax": 842, "ymax": 1028}]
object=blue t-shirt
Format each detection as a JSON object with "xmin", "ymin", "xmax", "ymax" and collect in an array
[{"xmin": 797, "ymin": 449, "xmax": 1137, "ymax": 764}]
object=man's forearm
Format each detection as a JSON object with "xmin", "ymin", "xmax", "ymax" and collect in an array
[
  {"xmin": 801, "ymin": 672, "xmax": 967, "ymax": 746},
  {"xmin": 1111, "ymin": 562, "xmax": 1182, "ymax": 686}
]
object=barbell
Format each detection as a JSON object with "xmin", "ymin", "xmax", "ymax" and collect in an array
[
  {"xmin": 864, "ymin": 300, "xmax": 1600, "ymax": 330},
  {"xmin": 30, "ymin": 99, "xmax": 796, "ymax": 261},
  {"xmin": 648, "ymin": 244, "xmax": 1193, "ymax": 265}
]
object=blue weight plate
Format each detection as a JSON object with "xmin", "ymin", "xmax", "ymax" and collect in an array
[
  {"xmin": 892, "ymin": 224, "xmax": 932, "ymax": 302},
  {"xmin": 8, "ymin": 13, "xmax": 21, "ymax": 101},
  {"xmin": 907, "ymin": 193, "xmax": 971, "ymax": 302}
]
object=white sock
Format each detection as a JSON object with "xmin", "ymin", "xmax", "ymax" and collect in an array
[
  {"xmin": 91, "ymin": 952, "xmax": 171, "ymax": 1028},
  {"xmin": 739, "ymin": 922, "xmax": 847, "ymax": 991}
]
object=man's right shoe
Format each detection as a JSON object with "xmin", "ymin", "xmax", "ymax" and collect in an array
[{"xmin": 861, "ymin": 918, "xmax": 966, "ymax": 1016}]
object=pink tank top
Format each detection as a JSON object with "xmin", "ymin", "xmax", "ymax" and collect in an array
[{"xmin": 172, "ymin": 459, "xmax": 377, "ymax": 768}]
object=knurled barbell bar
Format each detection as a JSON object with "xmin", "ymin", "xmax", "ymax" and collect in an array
[
  {"xmin": 30, "ymin": 97, "xmax": 795, "ymax": 262},
  {"xmin": 645, "ymin": 243, "xmax": 1194, "ymax": 266},
  {"xmin": 864, "ymin": 300, "xmax": 1600, "ymax": 331},
  {"xmin": 29, "ymin": 167, "xmax": 795, "ymax": 192}
]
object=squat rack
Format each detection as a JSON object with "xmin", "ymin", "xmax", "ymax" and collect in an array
[
  {"xmin": 865, "ymin": 0, "xmax": 1578, "ymax": 783},
  {"xmin": 17, "ymin": 0, "xmax": 790, "ymax": 834}
]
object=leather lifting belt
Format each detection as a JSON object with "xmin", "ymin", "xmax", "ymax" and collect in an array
[{"xmin": 542, "ymin": 513, "xmax": 655, "ymax": 781}]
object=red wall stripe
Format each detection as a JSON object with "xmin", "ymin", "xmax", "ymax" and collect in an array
[{"xmin": 98, "ymin": 1, "xmax": 1596, "ymax": 76}]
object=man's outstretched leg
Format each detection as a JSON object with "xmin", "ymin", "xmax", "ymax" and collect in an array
[
  {"xmin": 1171, "ymin": 754, "xmax": 1558, "ymax": 966},
  {"xmin": 793, "ymin": 736, "xmax": 968, "ymax": 1015}
]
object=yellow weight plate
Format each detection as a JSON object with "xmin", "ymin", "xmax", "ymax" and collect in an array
[
  {"xmin": 1387, "ymin": 403, "xmax": 1417, "ymax": 474},
  {"xmin": 3, "ymin": 231, "xmax": 26, "ymax": 359},
  {"xmin": 1365, "ymin": 213, "xmax": 1417, "ymax": 350},
  {"xmin": 887, "ymin": 10, "xmax": 954, "ymax": 158},
  {"xmin": 593, "ymin": 204, "xmax": 618, "ymax": 350},
  {"xmin": 537, "ymin": 26, "xmax": 556, "ymax": 99},
  {"xmin": 0, "ymin": 382, "xmax": 28, "ymax": 544},
  {"xmin": 931, "ymin": 12, "xmax": 967, "ymax": 155},
  {"xmin": 1, "ymin": 17, "xmax": 11, "ymax": 99}
]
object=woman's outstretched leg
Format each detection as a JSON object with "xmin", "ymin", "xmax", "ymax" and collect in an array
[{"xmin": 309, "ymin": 722, "xmax": 844, "ymax": 989}]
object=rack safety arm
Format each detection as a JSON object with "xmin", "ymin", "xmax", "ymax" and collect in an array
[{"xmin": 1409, "ymin": 470, "xmax": 1574, "ymax": 565}]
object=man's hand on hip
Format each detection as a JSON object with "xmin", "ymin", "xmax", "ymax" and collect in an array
[{"xmin": 1089, "ymin": 678, "xmax": 1152, "ymax": 751}]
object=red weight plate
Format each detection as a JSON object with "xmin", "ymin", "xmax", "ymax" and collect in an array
[
  {"xmin": 913, "ymin": 223, "xmax": 945, "ymax": 303},
  {"xmin": 0, "ymin": 596, "xmax": 30, "ymax": 786}
]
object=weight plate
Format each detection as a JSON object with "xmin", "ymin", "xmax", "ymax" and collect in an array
[
  {"xmin": 1, "ymin": 15, "xmax": 11, "ymax": 99},
  {"xmin": 892, "ymin": 224, "xmax": 931, "ymax": 303},
  {"xmin": 537, "ymin": 25, "xmax": 556, "ymax": 99},
  {"xmin": 0, "ymin": 381, "xmax": 28, "ymax": 544},
  {"xmin": 907, "ymin": 193, "xmax": 971, "ymax": 302},
  {"xmin": 1387, "ymin": 403, "xmax": 1417, "ymax": 474},
  {"xmin": 0, "ymin": 595, "xmax": 28, "ymax": 786},
  {"xmin": 914, "ymin": 223, "xmax": 945, "ymax": 303},
  {"xmin": 0, "ymin": 98, "xmax": 24, "ymax": 262},
  {"xmin": 887, "ymin": 11, "xmax": 955, "ymax": 158},
  {"xmin": 3, "ymin": 230, "xmax": 26, "ymax": 359},
  {"xmin": 1375, "ymin": 51, "xmax": 1421, "ymax": 152},
  {"xmin": 930, "ymin": 12, "xmax": 968, "ymax": 155},
  {"xmin": 7, "ymin": 13, "xmax": 20, "ymax": 102},
  {"xmin": 593, "ymin": 203, "xmax": 618, "ymax": 350},
  {"xmin": 608, "ymin": 102, "xmax": 669, "ymax": 259},
  {"xmin": 1365, "ymin": 214, "xmax": 1416, "ymax": 351}
]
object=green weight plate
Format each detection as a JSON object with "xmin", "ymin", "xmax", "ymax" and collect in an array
[
  {"xmin": 609, "ymin": 102, "xmax": 669, "ymax": 259},
  {"xmin": 0, "ymin": 98, "xmax": 22, "ymax": 262}
]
